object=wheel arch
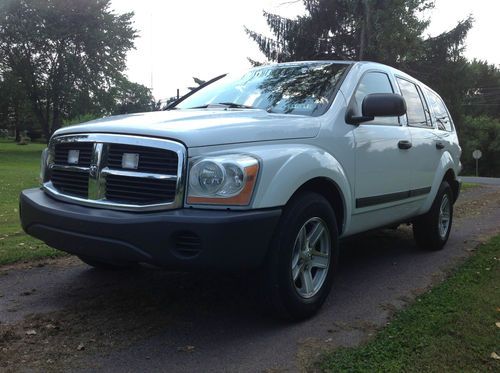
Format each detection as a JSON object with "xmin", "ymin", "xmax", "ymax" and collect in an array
[
  {"xmin": 442, "ymin": 168, "xmax": 460, "ymax": 203},
  {"xmin": 288, "ymin": 177, "xmax": 346, "ymax": 236},
  {"xmin": 419, "ymin": 152, "xmax": 460, "ymax": 214}
]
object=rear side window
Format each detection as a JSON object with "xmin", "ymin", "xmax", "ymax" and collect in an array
[
  {"xmin": 396, "ymin": 78, "xmax": 429, "ymax": 127},
  {"xmin": 352, "ymin": 72, "xmax": 399, "ymax": 126},
  {"xmin": 424, "ymin": 88, "xmax": 454, "ymax": 131}
]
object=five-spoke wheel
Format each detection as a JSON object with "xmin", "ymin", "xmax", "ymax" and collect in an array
[{"xmin": 291, "ymin": 217, "xmax": 331, "ymax": 299}]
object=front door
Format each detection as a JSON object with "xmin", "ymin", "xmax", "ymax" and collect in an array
[{"xmin": 348, "ymin": 71, "xmax": 414, "ymax": 232}]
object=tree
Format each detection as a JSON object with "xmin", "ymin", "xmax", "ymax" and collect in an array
[
  {"xmin": 108, "ymin": 78, "xmax": 155, "ymax": 115},
  {"xmin": 246, "ymin": 0, "xmax": 473, "ymax": 127},
  {"xmin": 0, "ymin": 69, "xmax": 34, "ymax": 141},
  {"xmin": 462, "ymin": 60, "xmax": 500, "ymax": 119},
  {"xmin": 0, "ymin": 0, "xmax": 137, "ymax": 140},
  {"xmin": 245, "ymin": 0, "xmax": 434, "ymax": 64}
]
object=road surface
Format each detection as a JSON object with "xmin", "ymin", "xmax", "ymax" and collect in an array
[
  {"xmin": 1, "ymin": 184, "xmax": 499, "ymax": 372},
  {"xmin": 461, "ymin": 176, "xmax": 500, "ymax": 185}
]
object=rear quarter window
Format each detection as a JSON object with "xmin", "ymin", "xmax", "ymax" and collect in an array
[{"xmin": 424, "ymin": 88, "xmax": 454, "ymax": 132}]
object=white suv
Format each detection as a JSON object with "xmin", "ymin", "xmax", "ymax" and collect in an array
[{"xmin": 20, "ymin": 61, "xmax": 461, "ymax": 320}]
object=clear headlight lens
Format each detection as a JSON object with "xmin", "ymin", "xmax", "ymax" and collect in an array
[
  {"xmin": 39, "ymin": 148, "xmax": 49, "ymax": 184},
  {"xmin": 187, "ymin": 155, "xmax": 259, "ymax": 206}
]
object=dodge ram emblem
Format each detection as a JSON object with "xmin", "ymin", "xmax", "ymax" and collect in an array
[{"xmin": 89, "ymin": 164, "xmax": 98, "ymax": 178}]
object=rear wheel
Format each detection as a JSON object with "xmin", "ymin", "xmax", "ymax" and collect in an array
[
  {"xmin": 78, "ymin": 255, "xmax": 136, "ymax": 270},
  {"xmin": 259, "ymin": 192, "xmax": 339, "ymax": 321},
  {"xmin": 413, "ymin": 181, "xmax": 453, "ymax": 251}
]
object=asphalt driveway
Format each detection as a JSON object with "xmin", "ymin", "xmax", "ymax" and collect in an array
[{"xmin": 1, "ymin": 184, "xmax": 499, "ymax": 372}]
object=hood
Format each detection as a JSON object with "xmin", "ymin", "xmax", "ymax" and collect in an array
[{"xmin": 54, "ymin": 109, "xmax": 321, "ymax": 148}]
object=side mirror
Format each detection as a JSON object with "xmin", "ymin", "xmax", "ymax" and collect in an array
[{"xmin": 346, "ymin": 93, "xmax": 407, "ymax": 125}]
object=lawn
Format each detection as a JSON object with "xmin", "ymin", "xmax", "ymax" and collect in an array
[
  {"xmin": 320, "ymin": 234, "xmax": 500, "ymax": 372},
  {"xmin": 462, "ymin": 182, "xmax": 480, "ymax": 191},
  {"xmin": 0, "ymin": 140, "xmax": 64, "ymax": 265}
]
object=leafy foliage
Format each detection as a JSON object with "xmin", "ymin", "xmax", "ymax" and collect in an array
[
  {"xmin": 463, "ymin": 60, "xmax": 500, "ymax": 119},
  {"xmin": 0, "ymin": 0, "xmax": 143, "ymax": 139},
  {"xmin": 459, "ymin": 116, "xmax": 500, "ymax": 176},
  {"xmin": 246, "ymin": 0, "xmax": 434, "ymax": 63}
]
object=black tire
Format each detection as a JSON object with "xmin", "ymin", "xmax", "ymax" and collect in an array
[
  {"xmin": 78, "ymin": 255, "xmax": 136, "ymax": 270},
  {"xmin": 258, "ymin": 192, "xmax": 339, "ymax": 321},
  {"xmin": 413, "ymin": 181, "xmax": 453, "ymax": 251}
]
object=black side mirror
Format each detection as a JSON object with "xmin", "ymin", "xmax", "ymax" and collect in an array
[{"xmin": 346, "ymin": 93, "xmax": 407, "ymax": 125}]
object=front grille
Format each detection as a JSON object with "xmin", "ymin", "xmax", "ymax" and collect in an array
[
  {"xmin": 107, "ymin": 144, "xmax": 178, "ymax": 174},
  {"xmin": 50, "ymin": 169, "xmax": 89, "ymax": 198},
  {"xmin": 105, "ymin": 174, "xmax": 177, "ymax": 205},
  {"xmin": 45, "ymin": 134, "xmax": 184, "ymax": 211},
  {"xmin": 54, "ymin": 142, "xmax": 93, "ymax": 167}
]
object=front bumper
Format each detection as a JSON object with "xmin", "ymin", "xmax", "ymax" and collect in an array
[{"xmin": 20, "ymin": 188, "xmax": 281, "ymax": 270}]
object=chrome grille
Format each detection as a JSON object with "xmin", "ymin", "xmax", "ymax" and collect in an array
[{"xmin": 43, "ymin": 134, "xmax": 186, "ymax": 211}]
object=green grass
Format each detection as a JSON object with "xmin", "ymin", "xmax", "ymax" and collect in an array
[
  {"xmin": 462, "ymin": 182, "xmax": 480, "ymax": 191},
  {"xmin": 320, "ymin": 235, "xmax": 500, "ymax": 372},
  {"xmin": 0, "ymin": 140, "xmax": 64, "ymax": 265}
]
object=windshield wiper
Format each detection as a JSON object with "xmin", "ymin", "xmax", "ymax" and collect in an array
[{"xmin": 189, "ymin": 102, "xmax": 256, "ymax": 109}]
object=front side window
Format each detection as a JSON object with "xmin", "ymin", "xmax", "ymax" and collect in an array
[
  {"xmin": 175, "ymin": 62, "xmax": 349, "ymax": 117},
  {"xmin": 396, "ymin": 78, "xmax": 429, "ymax": 127},
  {"xmin": 424, "ymin": 88, "xmax": 453, "ymax": 131},
  {"xmin": 352, "ymin": 72, "xmax": 399, "ymax": 125}
]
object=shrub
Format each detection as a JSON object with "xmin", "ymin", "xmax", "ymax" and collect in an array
[{"xmin": 458, "ymin": 116, "xmax": 500, "ymax": 177}]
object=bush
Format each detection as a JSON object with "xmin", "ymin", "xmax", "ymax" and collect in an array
[{"xmin": 458, "ymin": 116, "xmax": 500, "ymax": 177}]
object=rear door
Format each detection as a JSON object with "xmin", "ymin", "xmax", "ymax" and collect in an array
[{"xmin": 396, "ymin": 77, "xmax": 440, "ymax": 203}]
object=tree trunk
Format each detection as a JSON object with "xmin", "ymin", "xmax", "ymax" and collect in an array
[
  {"xmin": 14, "ymin": 101, "xmax": 20, "ymax": 142},
  {"xmin": 359, "ymin": 0, "xmax": 370, "ymax": 60}
]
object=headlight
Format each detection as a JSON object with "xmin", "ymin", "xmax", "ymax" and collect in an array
[
  {"xmin": 39, "ymin": 148, "xmax": 49, "ymax": 184},
  {"xmin": 187, "ymin": 154, "xmax": 259, "ymax": 206}
]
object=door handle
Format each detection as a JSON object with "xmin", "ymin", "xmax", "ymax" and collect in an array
[
  {"xmin": 436, "ymin": 141, "xmax": 445, "ymax": 150},
  {"xmin": 398, "ymin": 140, "xmax": 412, "ymax": 150}
]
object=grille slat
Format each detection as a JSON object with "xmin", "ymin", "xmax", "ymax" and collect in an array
[
  {"xmin": 105, "ymin": 174, "xmax": 177, "ymax": 205},
  {"xmin": 105, "ymin": 182, "xmax": 173, "ymax": 193},
  {"xmin": 50, "ymin": 169, "xmax": 89, "ymax": 198}
]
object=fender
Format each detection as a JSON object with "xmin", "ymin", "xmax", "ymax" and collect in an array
[
  {"xmin": 243, "ymin": 144, "xmax": 353, "ymax": 232},
  {"xmin": 418, "ymin": 151, "xmax": 457, "ymax": 214}
]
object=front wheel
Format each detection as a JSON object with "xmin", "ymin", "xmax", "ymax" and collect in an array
[
  {"xmin": 413, "ymin": 181, "xmax": 454, "ymax": 251},
  {"xmin": 259, "ymin": 192, "xmax": 339, "ymax": 321}
]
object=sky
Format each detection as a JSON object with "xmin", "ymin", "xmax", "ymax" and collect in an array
[{"xmin": 110, "ymin": 0, "xmax": 499, "ymax": 100}]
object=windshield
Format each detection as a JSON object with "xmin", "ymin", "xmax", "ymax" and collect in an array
[{"xmin": 175, "ymin": 62, "xmax": 349, "ymax": 116}]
